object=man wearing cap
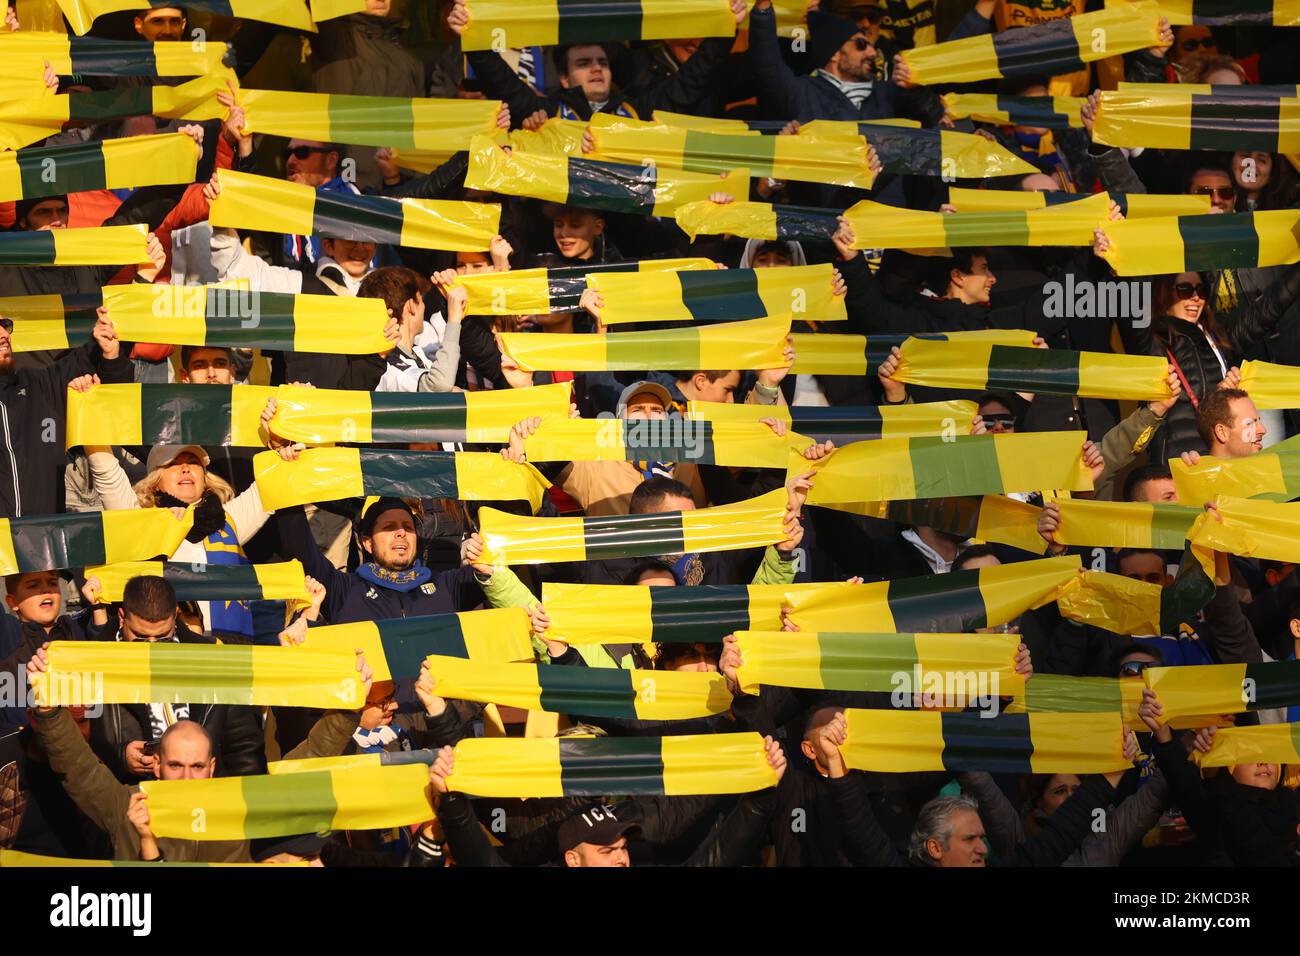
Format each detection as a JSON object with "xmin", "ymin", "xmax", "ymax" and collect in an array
[
  {"xmin": 504, "ymin": 381, "xmax": 709, "ymax": 517},
  {"xmin": 274, "ymin": 494, "xmax": 532, "ymax": 626},
  {"xmin": 0, "ymin": 308, "xmax": 129, "ymax": 519},
  {"xmin": 425, "ymin": 736, "xmax": 787, "ymax": 866},
  {"xmin": 748, "ymin": 0, "xmax": 943, "ymax": 126}
]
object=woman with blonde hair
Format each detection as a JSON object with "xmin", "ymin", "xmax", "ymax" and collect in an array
[{"xmin": 88, "ymin": 442, "xmax": 274, "ymax": 640}]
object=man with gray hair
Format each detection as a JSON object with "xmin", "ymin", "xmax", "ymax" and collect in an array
[
  {"xmin": 908, "ymin": 794, "xmax": 989, "ymax": 866},
  {"xmin": 814, "ymin": 711, "xmax": 1138, "ymax": 867}
]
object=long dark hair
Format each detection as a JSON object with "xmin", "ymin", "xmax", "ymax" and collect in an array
[
  {"xmin": 1150, "ymin": 272, "xmax": 1225, "ymax": 345},
  {"xmin": 1243, "ymin": 155, "xmax": 1299, "ymax": 211}
]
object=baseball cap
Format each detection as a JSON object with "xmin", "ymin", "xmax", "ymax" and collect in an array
[
  {"xmin": 556, "ymin": 804, "xmax": 640, "ymax": 853},
  {"xmin": 146, "ymin": 444, "xmax": 210, "ymax": 473},
  {"xmin": 616, "ymin": 380, "xmax": 673, "ymax": 416}
]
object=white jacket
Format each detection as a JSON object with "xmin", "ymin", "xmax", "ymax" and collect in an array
[{"xmin": 88, "ymin": 448, "xmax": 272, "ymax": 633}]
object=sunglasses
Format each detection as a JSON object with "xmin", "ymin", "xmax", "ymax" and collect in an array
[
  {"xmin": 1118, "ymin": 660, "xmax": 1153, "ymax": 678},
  {"xmin": 125, "ymin": 628, "xmax": 177, "ymax": 643},
  {"xmin": 1194, "ymin": 186, "xmax": 1235, "ymax": 201},
  {"xmin": 1174, "ymin": 281, "xmax": 1210, "ymax": 300},
  {"xmin": 850, "ymin": 37, "xmax": 873, "ymax": 52},
  {"xmin": 1180, "ymin": 37, "xmax": 1217, "ymax": 52},
  {"xmin": 983, "ymin": 414, "xmax": 1016, "ymax": 430},
  {"xmin": 283, "ymin": 145, "xmax": 332, "ymax": 160}
]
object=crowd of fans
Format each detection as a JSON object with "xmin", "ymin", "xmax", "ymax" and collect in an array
[{"xmin": 3, "ymin": 0, "xmax": 1300, "ymax": 868}]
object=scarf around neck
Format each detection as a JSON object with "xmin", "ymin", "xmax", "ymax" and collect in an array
[{"xmin": 357, "ymin": 560, "xmax": 432, "ymax": 592}]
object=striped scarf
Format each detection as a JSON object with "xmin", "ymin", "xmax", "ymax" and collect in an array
[{"xmin": 816, "ymin": 69, "xmax": 875, "ymax": 109}]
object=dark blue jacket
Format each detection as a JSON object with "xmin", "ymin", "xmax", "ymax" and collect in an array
[{"xmin": 277, "ymin": 505, "xmax": 487, "ymax": 625}]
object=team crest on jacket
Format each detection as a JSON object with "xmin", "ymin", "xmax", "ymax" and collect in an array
[
  {"xmin": 420, "ymin": 582, "xmax": 437, "ymax": 595},
  {"xmin": 366, "ymin": 586, "xmax": 379, "ymax": 600}
]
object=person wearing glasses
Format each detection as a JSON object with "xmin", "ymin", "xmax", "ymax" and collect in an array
[
  {"xmin": 1099, "ymin": 252, "xmax": 1300, "ymax": 461},
  {"xmin": 748, "ymin": 7, "xmax": 939, "ymax": 219},
  {"xmin": 73, "ymin": 575, "xmax": 268, "ymax": 786},
  {"xmin": 1168, "ymin": 25, "xmax": 1221, "ymax": 80},
  {"xmin": 976, "ymin": 392, "xmax": 1018, "ymax": 435},
  {"xmin": 748, "ymin": 0, "xmax": 943, "ymax": 129},
  {"xmin": 23, "ymin": 638, "xmax": 372, "ymax": 861},
  {"xmin": 1187, "ymin": 159, "xmax": 1238, "ymax": 215}
]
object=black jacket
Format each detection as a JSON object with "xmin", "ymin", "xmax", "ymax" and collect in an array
[
  {"xmin": 839, "ymin": 252, "xmax": 1068, "ymax": 339},
  {"xmin": 0, "ymin": 338, "xmax": 133, "ymax": 518},
  {"xmin": 86, "ymin": 624, "xmax": 266, "ymax": 783},
  {"xmin": 467, "ymin": 36, "xmax": 735, "ymax": 126},
  {"xmin": 748, "ymin": 5, "xmax": 943, "ymax": 127},
  {"xmin": 0, "ymin": 613, "xmax": 90, "ymax": 735},
  {"xmin": 829, "ymin": 770, "xmax": 1120, "ymax": 866},
  {"xmin": 437, "ymin": 786, "xmax": 776, "ymax": 867},
  {"xmin": 1117, "ymin": 263, "xmax": 1300, "ymax": 459}
]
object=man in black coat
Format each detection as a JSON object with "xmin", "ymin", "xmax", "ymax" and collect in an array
[{"xmin": 79, "ymin": 575, "xmax": 267, "ymax": 784}]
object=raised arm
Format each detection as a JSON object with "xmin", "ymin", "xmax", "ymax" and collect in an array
[
  {"xmin": 957, "ymin": 771, "xmax": 1027, "ymax": 859},
  {"xmin": 428, "ymin": 745, "xmax": 510, "ymax": 867},
  {"xmin": 30, "ymin": 703, "xmax": 131, "ymax": 837},
  {"xmin": 274, "ymin": 504, "xmax": 350, "ymax": 620},
  {"xmin": 821, "ymin": 712, "xmax": 906, "ymax": 865},
  {"xmin": 747, "ymin": 0, "xmax": 809, "ymax": 121}
]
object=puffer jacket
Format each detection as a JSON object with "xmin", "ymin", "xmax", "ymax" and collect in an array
[{"xmin": 1119, "ymin": 263, "xmax": 1300, "ymax": 459}]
